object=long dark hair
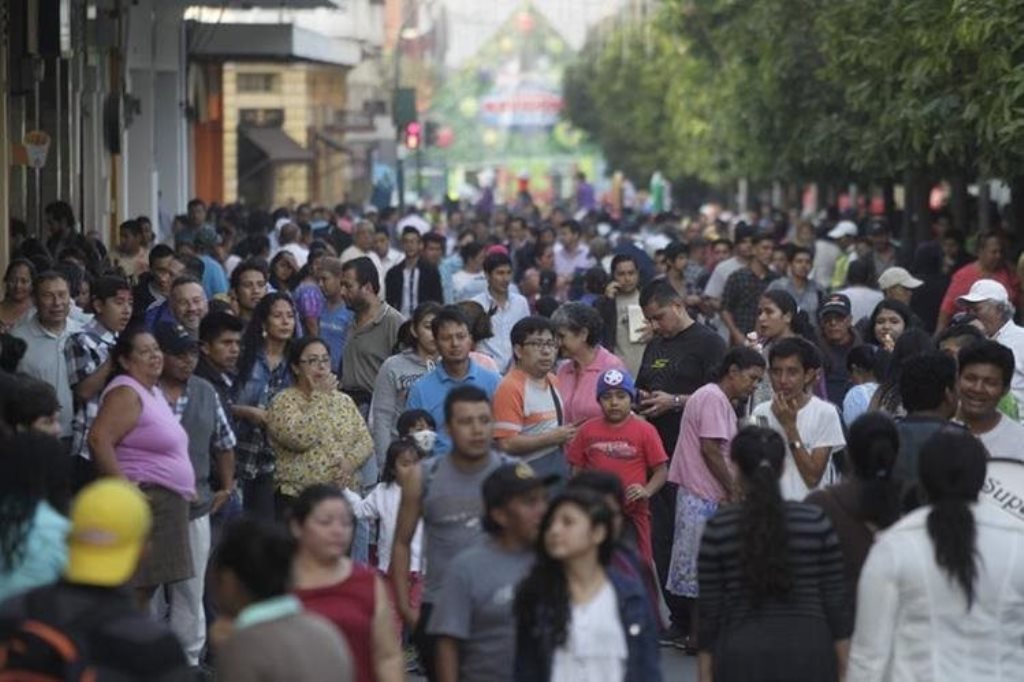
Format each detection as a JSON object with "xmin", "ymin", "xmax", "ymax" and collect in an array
[
  {"xmin": 868, "ymin": 298, "xmax": 914, "ymax": 347},
  {"xmin": 731, "ymin": 426, "xmax": 791, "ymax": 602},
  {"xmin": 873, "ymin": 328, "xmax": 936, "ymax": 413},
  {"xmin": 514, "ymin": 488, "xmax": 616, "ymax": 648},
  {"xmin": 846, "ymin": 413, "xmax": 901, "ymax": 530},
  {"xmin": 237, "ymin": 292, "xmax": 297, "ymax": 385},
  {"xmin": 919, "ymin": 428, "xmax": 986, "ymax": 608},
  {"xmin": 381, "ymin": 438, "xmax": 423, "ymax": 485},
  {"xmin": 268, "ymin": 251, "xmax": 299, "ymax": 291},
  {"xmin": 0, "ymin": 432, "xmax": 70, "ymax": 570},
  {"xmin": 760, "ymin": 289, "xmax": 815, "ymax": 341}
]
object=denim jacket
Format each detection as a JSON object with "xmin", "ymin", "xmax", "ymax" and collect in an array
[{"xmin": 514, "ymin": 565, "xmax": 663, "ymax": 682}]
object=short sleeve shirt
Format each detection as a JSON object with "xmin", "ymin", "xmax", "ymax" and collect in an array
[
  {"xmin": 566, "ymin": 415, "xmax": 668, "ymax": 491},
  {"xmin": 493, "ymin": 368, "xmax": 562, "ymax": 463},
  {"xmin": 428, "ymin": 540, "xmax": 534, "ymax": 682},
  {"xmin": 752, "ymin": 395, "xmax": 846, "ymax": 500},
  {"xmin": 669, "ymin": 382, "xmax": 738, "ymax": 502}
]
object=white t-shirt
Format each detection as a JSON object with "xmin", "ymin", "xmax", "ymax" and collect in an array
[
  {"xmin": 752, "ymin": 395, "xmax": 847, "ymax": 500},
  {"xmin": 551, "ymin": 581, "xmax": 627, "ymax": 682},
  {"xmin": 835, "ymin": 285, "xmax": 884, "ymax": 324},
  {"xmin": 977, "ymin": 414, "xmax": 1024, "ymax": 461},
  {"xmin": 344, "ymin": 484, "xmax": 423, "ymax": 572}
]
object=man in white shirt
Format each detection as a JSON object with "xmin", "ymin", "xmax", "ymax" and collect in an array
[
  {"xmin": 957, "ymin": 278, "xmax": 1024, "ymax": 417},
  {"xmin": 373, "ymin": 226, "xmax": 403, "ymax": 275},
  {"xmin": 956, "ymin": 339, "xmax": 1024, "ymax": 460},
  {"xmin": 339, "ymin": 219, "xmax": 385, "ymax": 292},
  {"xmin": 472, "ymin": 252, "xmax": 530, "ymax": 372},
  {"xmin": 836, "ymin": 258, "xmax": 883, "ymax": 324},
  {"xmin": 12, "ymin": 270, "xmax": 85, "ymax": 441},
  {"xmin": 752, "ymin": 336, "xmax": 846, "ymax": 500}
]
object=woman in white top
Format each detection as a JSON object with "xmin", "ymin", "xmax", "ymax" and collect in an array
[
  {"xmin": 848, "ymin": 427, "xmax": 1024, "ymax": 681},
  {"xmin": 513, "ymin": 488, "xmax": 662, "ymax": 682}
]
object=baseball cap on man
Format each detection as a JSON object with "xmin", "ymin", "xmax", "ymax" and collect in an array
[
  {"xmin": 827, "ymin": 221, "xmax": 858, "ymax": 239},
  {"xmin": 957, "ymin": 279, "xmax": 1010, "ymax": 305},
  {"xmin": 154, "ymin": 322, "xmax": 199, "ymax": 354},
  {"xmin": 64, "ymin": 479, "xmax": 152, "ymax": 587},
  {"xmin": 596, "ymin": 368, "xmax": 637, "ymax": 401},
  {"xmin": 482, "ymin": 463, "xmax": 559, "ymax": 513},
  {"xmin": 819, "ymin": 293, "xmax": 852, "ymax": 319},
  {"xmin": 878, "ymin": 267, "xmax": 923, "ymax": 291}
]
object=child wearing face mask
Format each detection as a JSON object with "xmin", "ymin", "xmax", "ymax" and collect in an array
[{"xmin": 345, "ymin": 419, "xmax": 430, "ymax": 646}]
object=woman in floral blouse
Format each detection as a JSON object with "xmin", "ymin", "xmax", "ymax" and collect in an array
[{"xmin": 268, "ymin": 337, "xmax": 373, "ymax": 511}]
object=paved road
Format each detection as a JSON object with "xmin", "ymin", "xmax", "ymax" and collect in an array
[{"xmin": 408, "ymin": 645, "xmax": 697, "ymax": 680}]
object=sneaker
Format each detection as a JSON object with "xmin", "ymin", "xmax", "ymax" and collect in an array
[{"xmin": 658, "ymin": 624, "xmax": 687, "ymax": 648}]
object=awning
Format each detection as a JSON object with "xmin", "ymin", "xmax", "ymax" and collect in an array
[{"xmin": 239, "ymin": 127, "xmax": 314, "ymax": 163}]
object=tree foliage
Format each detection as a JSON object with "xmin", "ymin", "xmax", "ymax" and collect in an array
[{"xmin": 562, "ymin": 0, "xmax": 1024, "ymax": 192}]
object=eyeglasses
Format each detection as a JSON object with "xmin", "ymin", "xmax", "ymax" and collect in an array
[
  {"xmin": 298, "ymin": 356, "xmax": 332, "ymax": 367},
  {"xmin": 522, "ymin": 340, "xmax": 559, "ymax": 350}
]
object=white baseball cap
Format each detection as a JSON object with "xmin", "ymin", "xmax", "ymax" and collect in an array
[
  {"xmin": 878, "ymin": 267, "xmax": 923, "ymax": 291},
  {"xmin": 957, "ymin": 279, "xmax": 1010, "ymax": 305},
  {"xmin": 828, "ymin": 220, "xmax": 858, "ymax": 239}
]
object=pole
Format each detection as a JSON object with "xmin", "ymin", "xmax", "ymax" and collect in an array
[
  {"xmin": 415, "ymin": 145, "xmax": 423, "ymax": 197},
  {"xmin": 397, "ymin": 156, "xmax": 405, "ymax": 214}
]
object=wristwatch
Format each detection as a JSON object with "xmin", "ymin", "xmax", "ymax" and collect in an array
[
  {"xmin": 789, "ymin": 440, "xmax": 805, "ymax": 452},
  {"xmin": 673, "ymin": 394, "xmax": 682, "ymax": 408}
]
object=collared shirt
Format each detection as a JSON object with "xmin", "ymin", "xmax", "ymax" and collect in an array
[
  {"xmin": 993, "ymin": 319, "xmax": 1024, "ymax": 420},
  {"xmin": 12, "ymin": 314, "xmax": 84, "ymax": 437},
  {"xmin": 470, "ymin": 289, "xmax": 531, "ymax": 373},
  {"xmin": 406, "ymin": 360, "xmax": 502, "ymax": 456},
  {"xmin": 66, "ymin": 319, "xmax": 117, "ymax": 459},
  {"xmin": 234, "ymin": 351, "xmax": 292, "ymax": 481},
  {"xmin": 402, "ymin": 265, "xmax": 421, "ymax": 317},
  {"xmin": 340, "ymin": 302, "xmax": 405, "ymax": 396},
  {"xmin": 235, "ymin": 594, "xmax": 304, "ymax": 631},
  {"xmin": 721, "ymin": 267, "xmax": 779, "ymax": 336}
]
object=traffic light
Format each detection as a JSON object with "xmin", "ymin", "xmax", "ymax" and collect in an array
[{"xmin": 404, "ymin": 121, "xmax": 422, "ymax": 150}]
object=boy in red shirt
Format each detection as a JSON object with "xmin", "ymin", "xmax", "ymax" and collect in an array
[{"xmin": 566, "ymin": 368, "xmax": 668, "ymax": 565}]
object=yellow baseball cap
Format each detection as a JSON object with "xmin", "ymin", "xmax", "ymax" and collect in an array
[{"xmin": 64, "ymin": 479, "xmax": 152, "ymax": 587}]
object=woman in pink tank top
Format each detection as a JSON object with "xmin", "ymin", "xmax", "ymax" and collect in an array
[{"xmin": 89, "ymin": 327, "xmax": 195, "ymax": 606}]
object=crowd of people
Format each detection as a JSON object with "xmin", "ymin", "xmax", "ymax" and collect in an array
[{"xmin": 0, "ymin": 196, "xmax": 1023, "ymax": 681}]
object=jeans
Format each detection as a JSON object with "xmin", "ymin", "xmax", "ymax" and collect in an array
[{"xmin": 152, "ymin": 514, "xmax": 211, "ymax": 666}]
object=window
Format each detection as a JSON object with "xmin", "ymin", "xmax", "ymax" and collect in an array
[{"xmin": 236, "ymin": 73, "xmax": 280, "ymax": 94}]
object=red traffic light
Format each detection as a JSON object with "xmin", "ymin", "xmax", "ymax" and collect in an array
[{"xmin": 404, "ymin": 122, "xmax": 422, "ymax": 150}]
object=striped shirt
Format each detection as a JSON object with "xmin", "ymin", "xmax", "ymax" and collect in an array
[
  {"xmin": 698, "ymin": 501, "xmax": 852, "ymax": 650},
  {"xmin": 493, "ymin": 367, "xmax": 562, "ymax": 464}
]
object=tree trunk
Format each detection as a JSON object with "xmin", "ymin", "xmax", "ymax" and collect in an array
[
  {"xmin": 1009, "ymin": 176, "xmax": 1024, "ymax": 238},
  {"xmin": 882, "ymin": 178, "xmax": 896, "ymax": 230},
  {"xmin": 978, "ymin": 179, "xmax": 990, "ymax": 234}
]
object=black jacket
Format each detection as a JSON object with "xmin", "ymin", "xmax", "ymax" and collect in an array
[{"xmin": 384, "ymin": 259, "xmax": 443, "ymax": 311}]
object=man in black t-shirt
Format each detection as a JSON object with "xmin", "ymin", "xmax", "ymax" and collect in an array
[{"xmin": 635, "ymin": 280, "xmax": 726, "ymax": 647}]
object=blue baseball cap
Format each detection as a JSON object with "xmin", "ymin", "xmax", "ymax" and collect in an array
[{"xmin": 596, "ymin": 368, "xmax": 636, "ymax": 401}]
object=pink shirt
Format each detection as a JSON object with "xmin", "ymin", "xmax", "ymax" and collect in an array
[
  {"xmin": 556, "ymin": 346, "xmax": 627, "ymax": 425},
  {"xmin": 669, "ymin": 382, "xmax": 737, "ymax": 502},
  {"xmin": 103, "ymin": 375, "xmax": 195, "ymax": 499}
]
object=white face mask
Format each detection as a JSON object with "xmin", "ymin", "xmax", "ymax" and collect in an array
[{"xmin": 411, "ymin": 429, "xmax": 437, "ymax": 453}]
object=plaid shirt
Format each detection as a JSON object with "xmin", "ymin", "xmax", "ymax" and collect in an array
[
  {"xmin": 233, "ymin": 352, "xmax": 292, "ymax": 481},
  {"xmin": 65, "ymin": 321, "xmax": 117, "ymax": 460},
  {"xmin": 163, "ymin": 379, "xmax": 237, "ymax": 454},
  {"xmin": 721, "ymin": 267, "xmax": 779, "ymax": 336}
]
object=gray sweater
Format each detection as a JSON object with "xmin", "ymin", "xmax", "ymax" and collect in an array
[
  {"xmin": 369, "ymin": 350, "xmax": 434, "ymax": 466},
  {"xmin": 216, "ymin": 612, "xmax": 352, "ymax": 682}
]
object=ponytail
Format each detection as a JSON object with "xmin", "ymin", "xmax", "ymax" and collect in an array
[
  {"xmin": 847, "ymin": 413, "xmax": 901, "ymax": 530},
  {"xmin": 731, "ymin": 426, "xmax": 791, "ymax": 602},
  {"xmin": 918, "ymin": 428, "xmax": 986, "ymax": 608}
]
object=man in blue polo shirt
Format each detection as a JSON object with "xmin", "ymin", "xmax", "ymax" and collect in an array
[{"xmin": 406, "ymin": 306, "xmax": 501, "ymax": 456}]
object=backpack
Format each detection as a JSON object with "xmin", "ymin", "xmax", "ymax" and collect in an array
[{"xmin": 0, "ymin": 588, "xmax": 113, "ymax": 682}]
